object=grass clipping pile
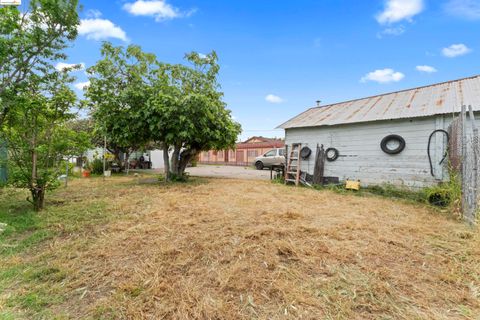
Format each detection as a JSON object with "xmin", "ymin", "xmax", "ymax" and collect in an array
[{"xmin": 5, "ymin": 177, "xmax": 480, "ymax": 319}]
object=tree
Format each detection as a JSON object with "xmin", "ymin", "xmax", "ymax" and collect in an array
[
  {"xmin": 86, "ymin": 43, "xmax": 241, "ymax": 180},
  {"xmin": 85, "ymin": 43, "xmax": 156, "ymax": 170},
  {"xmin": 2, "ymin": 72, "xmax": 91, "ymax": 211},
  {"xmin": 147, "ymin": 52, "xmax": 241, "ymax": 180},
  {"xmin": 0, "ymin": 0, "xmax": 79, "ymax": 126}
]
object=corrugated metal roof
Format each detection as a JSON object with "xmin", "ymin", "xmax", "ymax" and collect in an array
[{"xmin": 278, "ymin": 75, "xmax": 480, "ymax": 129}]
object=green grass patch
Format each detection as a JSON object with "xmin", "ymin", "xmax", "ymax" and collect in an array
[{"xmin": 312, "ymin": 176, "xmax": 462, "ymax": 217}]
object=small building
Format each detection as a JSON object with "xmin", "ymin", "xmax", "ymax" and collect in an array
[
  {"xmin": 199, "ymin": 136, "xmax": 284, "ymax": 166},
  {"xmin": 278, "ymin": 75, "xmax": 480, "ymax": 188}
]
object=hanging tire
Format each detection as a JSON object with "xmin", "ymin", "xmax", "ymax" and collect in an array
[
  {"xmin": 325, "ymin": 148, "xmax": 339, "ymax": 162},
  {"xmin": 255, "ymin": 161, "xmax": 264, "ymax": 170},
  {"xmin": 380, "ymin": 134, "xmax": 406, "ymax": 154},
  {"xmin": 300, "ymin": 146, "xmax": 312, "ymax": 159}
]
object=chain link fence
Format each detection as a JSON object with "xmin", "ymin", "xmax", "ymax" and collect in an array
[{"xmin": 449, "ymin": 105, "xmax": 479, "ymax": 224}]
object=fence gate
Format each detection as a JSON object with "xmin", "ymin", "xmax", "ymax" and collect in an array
[{"xmin": 449, "ymin": 105, "xmax": 479, "ymax": 224}]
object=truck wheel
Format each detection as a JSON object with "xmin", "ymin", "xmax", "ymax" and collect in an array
[{"xmin": 255, "ymin": 161, "xmax": 264, "ymax": 170}]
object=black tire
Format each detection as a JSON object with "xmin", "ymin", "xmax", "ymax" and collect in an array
[
  {"xmin": 300, "ymin": 146, "xmax": 312, "ymax": 159},
  {"xmin": 380, "ymin": 134, "xmax": 406, "ymax": 154},
  {"xmin": 325, "ymin": 148, "xmax": 339, "ymax": 162},
  {"xmin": 255, "ymin": 161, "xmax": 264, "ymax": 170}
]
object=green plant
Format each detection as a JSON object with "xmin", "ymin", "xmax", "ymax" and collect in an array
[
  {"xmin": 424, "ymin": 172, "xmax": 461, "ymax": 212},
  {"xmin": 91, "ymin": 159, "xmax": 104, "ymax": 175}
]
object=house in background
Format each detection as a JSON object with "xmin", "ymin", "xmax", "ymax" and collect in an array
[
  {"xmin": 278, "ymin": 75, "xmax": 480, "ymax": 188},
  {"xmin": 199, "ymin": 136, "xmax": 284, "ymax": 166}
]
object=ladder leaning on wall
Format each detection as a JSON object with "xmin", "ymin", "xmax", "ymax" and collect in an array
[{"xmin": 285, "ymin": 143, "xmax": 302, "ymax": 186}]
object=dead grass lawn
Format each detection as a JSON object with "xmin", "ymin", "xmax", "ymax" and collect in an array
[{"xmin": 1, "ymin": 176, "xmax": 479, "ymax": 319}]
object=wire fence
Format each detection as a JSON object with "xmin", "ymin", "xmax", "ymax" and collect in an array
[{"xmin": 449, "ymin": 105, "xmax": 479, "ymax": 224}]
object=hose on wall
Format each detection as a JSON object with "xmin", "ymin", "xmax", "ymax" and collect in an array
[{"xmin": 427, "ymin": 129, "xmax": 449, "ymax": 177}]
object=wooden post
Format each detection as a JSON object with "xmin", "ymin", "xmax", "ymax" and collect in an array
[
  {"xmin": 461, "ymin": 105, "xmax": 471, "ymax": 223},
  {"xmin": 65, "ymin": 158, "xmax": 69, "ymax": 187},
  {"xmin": 103, "ymin": 135, "xmax": 106, "ymax": 180},
  {"xmin": 313, "ymin": 144, "xmax": 325, "ymax": 185},
  {"xmin": 468, "ymin": 105, "xmax": 478, "ymax": 223}
]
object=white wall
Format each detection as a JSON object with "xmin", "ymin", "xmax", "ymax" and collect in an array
[
  {"xmin": 285, "ymin": 116, "xmax": 452, "ymax": 188},
  {"xmin": 85, "ymin": 147, "xmax": 105, "ymax": 162},
  {"xmin": 150, "ymin": 149, "xmax": 164, "ymax": 169}
]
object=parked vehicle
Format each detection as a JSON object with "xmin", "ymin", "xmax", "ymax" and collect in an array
[{"xmin": 254, "ymin": 148, "xmax": 285, "ymax": 170}]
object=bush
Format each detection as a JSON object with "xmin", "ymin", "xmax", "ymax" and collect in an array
[
  {"xmin": 157, "ymin": 172, "xmax": 190, "ymax": 183},
  {"xmin": 91, "ymin": 159, "xmax": 104, "ymax": 175},
  {"xmin": 424, "ymin": 172, "xmax": 461, "ymax": 210}
]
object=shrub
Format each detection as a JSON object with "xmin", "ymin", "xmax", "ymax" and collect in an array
[
  {"xmin": 424, "ymin": 172, "xmax": 461, "ymax": 211},
  {"xmin": 91, "ymin": 159, "xmax": 104, "ymax": 175}
]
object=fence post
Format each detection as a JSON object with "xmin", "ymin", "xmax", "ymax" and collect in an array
[
  {"xmin": 461, "ymin": 105, "xmax": 469, "ymax": 222},
  {"xmin": 468, "ymin": 105, "xmax": 478, "ymax": 224}
]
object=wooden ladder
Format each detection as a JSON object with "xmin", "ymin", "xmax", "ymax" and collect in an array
[{"xmin": 285, "ymin": 143, "xmax": 302, "ymax": 186}]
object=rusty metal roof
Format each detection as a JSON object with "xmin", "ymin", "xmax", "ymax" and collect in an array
[{"xmin": 278, "ymin": 75, "xmax": 480, "ymax": 129}]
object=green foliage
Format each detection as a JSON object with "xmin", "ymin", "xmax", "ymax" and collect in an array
[
  {"xmin": 314, "ymin": 183, "xmax": 426, "ymax": 203},
  {"xmin": 1, "ymin": 72, "xmax": 91, "ymax": 210},
  {"xmin": 424, "ymin": 173, "xmax": 462, "ymax": 210},
  {"xmin": 85, "ymin": 43, "xmax": 157, "ymax": 165},
  {"xmin": 314, "ymin": 177, "xmax": 462, "ymax": 215},
  {"xmin": 0, "ymin": 0, "xmax": 79, "ymax": 125},
  {"xmin": 85, "ymin": 43, "xmax": 241, "ymax": 180},
  {"xmin": 362, "ymin": 184, "xmax": 426, "ymax": 203},
  {"xmin": 91, "ymin": 158, "xmax": 104, "ymax": 175},
  {"xmin": 168, "ymin": 172, "xmax": 190, "ymax": 182}
]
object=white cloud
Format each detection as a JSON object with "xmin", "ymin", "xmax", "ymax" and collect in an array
[
  {"xmin": 442, "ymin": 43, "xmax": 472, "ymax": 57},
  {"xmin": 55, "ymin": 62, "xmax": 85, "ymax": 72},
  {"xmin": 376, "ymin": 0, "xmax": 424, "ymax": 24},
  {"xmin": 265, "ymin": 94, "xmax": 284, "ymax": 104},
  {"xmin": 74, "ymin": 81, "xmax": 90, "ymax": 91},
  {"xmin": 78, "ymin": 18, "xmax": 128, "ymax": 42},
  {"xmin": 123, "ymin": 0, "xmax": 195, "ymax": 22},
  {"xmin": 445, "ymin": 0, "xmax": 480, "ymax": 20},
  {"xmin": 377, "ymin": 25, "xmax": 406, "ymax": 38},
  {"xmin": 416, "ymin": 65, "xmax": 437, "ymax": 73},
  {"xmin": 86, "ymin": 9, "xmax": 102, "ymax": 19},
  {"xmin": 361, "ymin": 68, "xmax": 405, "ymax": 83}
]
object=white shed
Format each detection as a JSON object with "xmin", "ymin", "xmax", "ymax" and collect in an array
[{"xmin": 278, "ymin": 75, "xmax": 480, "ymax": 188}]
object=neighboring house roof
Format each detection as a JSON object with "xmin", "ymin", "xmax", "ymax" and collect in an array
[
  {"xmin": 278, "ymin": 74, "xmax": 480, "ymax": 129},
  {"xmin": 236, "ymin": 136, "xmax": 284, "ymax": 149}
]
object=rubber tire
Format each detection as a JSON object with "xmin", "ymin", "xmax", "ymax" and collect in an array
[
  {"xmin": 300, "ymin": 146, "xmax": 312, "ymax": 159},
  {"xmin": 255, "ymin": 161, "xmax": 264, "ymax": 170},
  {"xmin": 380, "ymin": 134, "xmax": 406, "ymax": 154},
  {"xmin": 325, "ymin": 148, "xmax": 339, "ymax": 162}
]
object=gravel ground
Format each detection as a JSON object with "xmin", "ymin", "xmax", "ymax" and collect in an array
[{"xmin": 185, "ymin": 164, "xmax": 274, "ymax": 180}]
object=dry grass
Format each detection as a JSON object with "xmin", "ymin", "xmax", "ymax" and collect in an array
[{"xmin": 1, "ymin": 176, "xmax": 479, "ymax": 319}]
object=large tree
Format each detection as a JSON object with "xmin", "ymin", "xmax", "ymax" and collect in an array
[
  {"xmin": 86, "ymin": 43, "xmax": 241, "ymax": 180},
  {"xmin": 85, "ymin": 43, "xmax": 156, "ymax": 169},
  {"xmin": 2, "ymin": 72, "xmax": 91, "ymax": 211},
  {"xmin": 0, "ymin": 0, "xmax": 79, "ymax": 125},
  {"xmin": 147, "ymin": 52, "xmax": 241, "ymax": 180}
]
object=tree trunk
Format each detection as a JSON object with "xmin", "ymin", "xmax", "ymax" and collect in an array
[
  {"xmin": 30, "ymin": 186, "xmax": 45, "ymax": 211},
  {"xmin": 170, "ymin": 145, "xmax": 181, "ymax": 176},
  {"xmin": 125, "ymin": 151, "xmax": 130, "ymax": 175},
  {"xmin": 178, "ymin": 148, "xmax": 197, "ymax": 176},
  {"xmin": 163, "ymin": 147, "xmax": 170, "ymax": 182}
]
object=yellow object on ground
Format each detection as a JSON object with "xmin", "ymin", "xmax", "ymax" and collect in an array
[{"xmin": 346, "ymin": 180, "xmax": 360, "ymax": 190}]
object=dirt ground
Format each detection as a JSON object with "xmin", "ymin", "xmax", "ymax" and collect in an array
[{"xmin": 1, "ymin": 177, "xmax": 479, "ymax": 319}]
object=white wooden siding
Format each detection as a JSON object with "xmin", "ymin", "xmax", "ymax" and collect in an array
[{"xmin": 285, "ymin": 116, "xmax": 451, "ymax": 188}]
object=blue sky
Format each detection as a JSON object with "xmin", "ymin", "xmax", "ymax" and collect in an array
[{"xmin": 51, "ymin": 0, "xmax": 479, "ymax": 140}]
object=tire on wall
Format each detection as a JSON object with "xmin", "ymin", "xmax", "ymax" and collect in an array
[
  {"xmin": 300, "ymin": 146, "xmax": 312, "ymax": 159},
  {"xmin": 380, "ymin": 134, "xmax": 406, "ymax": 155},
  {"xmin": 325, "ymin": 148, "xmax": 339, "ymax": 162}
]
